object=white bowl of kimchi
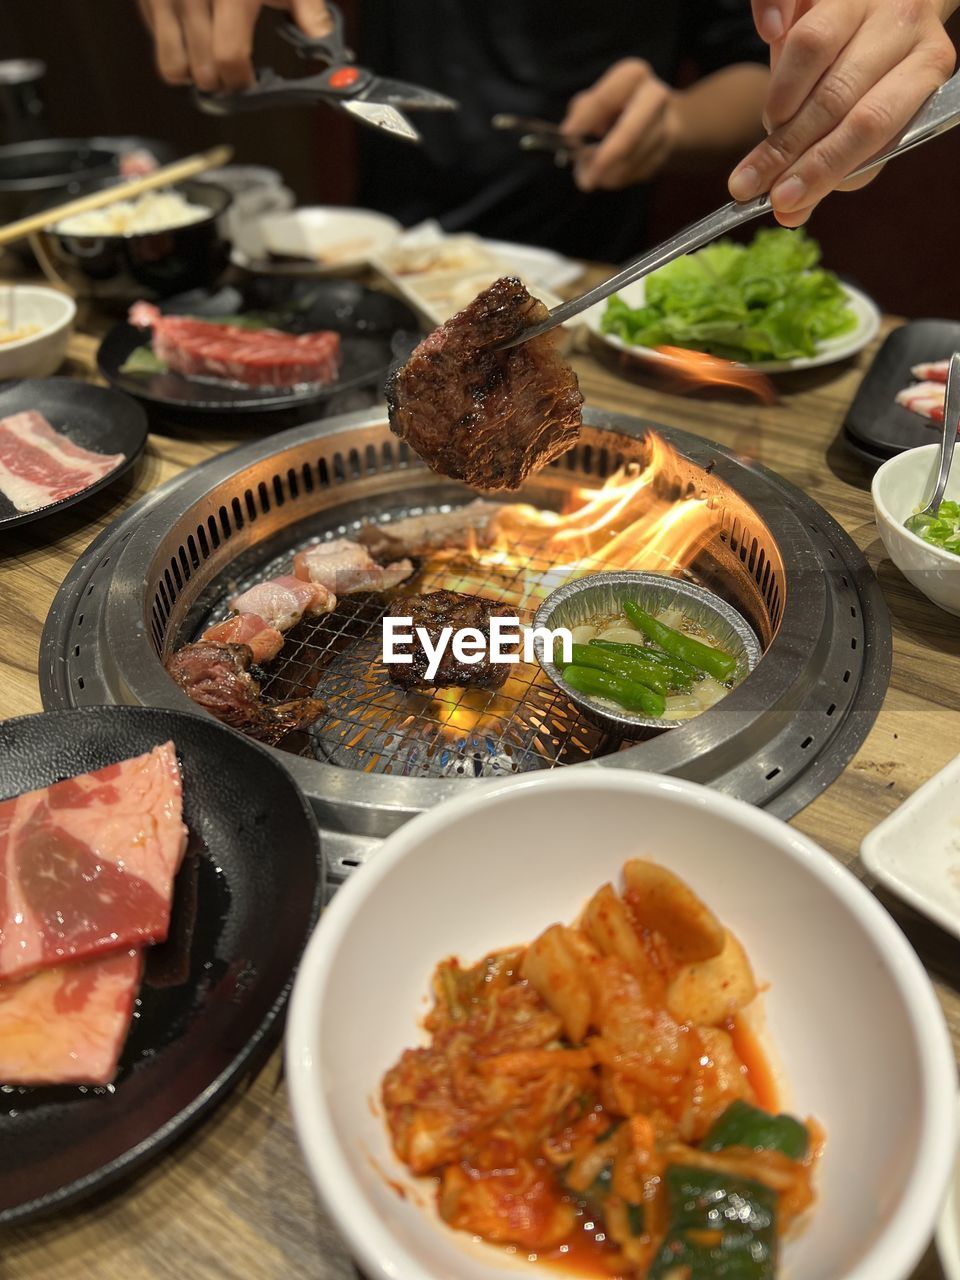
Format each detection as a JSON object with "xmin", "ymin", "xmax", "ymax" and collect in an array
[{"xmin": 286, "ymin": 771, "xmax": 957, "ymax": 1280}]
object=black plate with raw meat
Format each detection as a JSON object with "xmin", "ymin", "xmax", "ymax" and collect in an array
[
  {"xmin": 0, "ymin": 377, "xmax": 148, "ymax": 532},
  {"xmin": 96, "ymin": 276, "xmax": 423, "ymax": 429},
  {"xmin": 844, "ymin": 318, "xmax": 960, "ymax": 462},
  {"xmin": 0, "ymin": 704, "xmax": 324, "ymax": 1225}
]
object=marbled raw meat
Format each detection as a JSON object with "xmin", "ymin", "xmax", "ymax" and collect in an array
[
  {"xmin": 229, "ymin": 575, "xmax": 335, "ymax": 631},
  {"xmin": 293, "ymin": 538, "xmax": 413, "ymax": 595},
  {"xmin": 0, "ymin": 743, "xmax": 187, "ymax": 981},
  {"xmin": 0, "ymin": 948, "xmax": 143, "ymax": 1086},
  {"xmin": 128, "ymin": 302, "xmax": 341, "ymax": 389},
  {"xmin": 0, "ymin": 411, "xmax": 124, "ymax": 513},
  {"xmin": 202, "ymin": 612, "xmax": 284, "ymax": 663}
]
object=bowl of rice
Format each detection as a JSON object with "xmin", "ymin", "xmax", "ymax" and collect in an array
[{"xmin": 32, "ymin": 180, "xmax": 231, "ymax": 306}]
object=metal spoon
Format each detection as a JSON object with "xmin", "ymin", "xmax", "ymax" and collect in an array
[{"xmin": 904, "ymin": 351, "xmax": 960, "ymax": 537}]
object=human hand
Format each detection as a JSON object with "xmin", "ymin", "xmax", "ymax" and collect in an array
[
  {"xmin": 729, "ymin": 0, "xmax": 956, "ymax": 225},
  {"xmin": 560, "ymin": 59, "xmax": 681, "ymax": 191},
  {"xmin": 139, "ymin": 0, "xmax": 333, "ymax": 94}
]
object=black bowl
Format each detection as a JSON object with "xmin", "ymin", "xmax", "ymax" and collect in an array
[
  {"xmin": 32, "ymin": 178, "xmax": 232, "ymax": 307},
  {"xmin": 0, "ymin": 137, "xmax": 118, "ymax": 224}
]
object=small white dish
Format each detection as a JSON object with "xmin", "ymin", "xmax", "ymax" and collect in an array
[
  {"xmin": 256, "ymin": 206, "xmax": 402, "ymax": 273},
  {"xmin": 937, "ymin": 1097, "xmax": 960, "ymax": 1280},
  {"xmin": 871, "ymin": 443, "xmax": 960, "ymax": 616},
  {"xmin": 286, "ymin": 769, "xmax": 957, "ymax": 1280},
  {"xmin": 581, "ymin": 278, "xmax": 881, "ymax": 374},
  {"xmin": 861, "ymin": 751, "xmax": 960, "ymax": 938},
  {"xmin": 0, "ymin": 285, "xmax": 75, "ymax": 381},
  {"xmin": 479, "ymin": 237, "xmax": 583, "ymax": 291}
]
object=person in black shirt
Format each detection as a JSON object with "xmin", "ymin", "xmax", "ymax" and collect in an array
[
  {"xmin": 138, "ymin": 0, "xmax": 958, "ymax": 240},
  {"xmin": 352, "ymin": 1, "xmax": 768, "ymax": 259}
]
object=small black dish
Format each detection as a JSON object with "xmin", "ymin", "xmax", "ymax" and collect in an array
[
  {"xmin": 0, "ymin": 704, "xmax": 324, "ymax": 1226},
  {"xmin": 844, "ymin": 319, "xmax": 960, "ymax": 459},
  {"xmin": 96, "ymin": 275, "xmax": 423, "ymax": 431},
  {"xmin": 31, "ymin": 178, "xmax": 231, "ymax": 307},
  {"xmin": 0, "ymin": 377, "xmax": 148, "ymax": 531},
  {"xmin": 0, "ymin": 138, "xmax": 117, "ymax": 225}
]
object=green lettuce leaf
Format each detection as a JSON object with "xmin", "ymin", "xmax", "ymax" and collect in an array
[{"xmin": 600, "ymin": 228, "xmax": 857, "ymax": 363}]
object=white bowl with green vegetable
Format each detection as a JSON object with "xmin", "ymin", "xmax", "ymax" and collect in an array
[
  {"xmin": 532, "ymin": 570, "xmax": 761, "ymax": 736},
  {"xmin": 582, "ymin": 228, "xmax": 881, "ymax": 373},
  {"xmin": 872, "ymin": 443, "xmax": 960, "ymax": 616}
]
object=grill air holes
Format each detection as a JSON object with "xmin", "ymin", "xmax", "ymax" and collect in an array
[
  {"xmin": 318, "ymin": 457, "xmax": 330, "ymax": 487},
  {"xmin": 800, "ymin": 736, "xmax": 813, "ymax": 749},
  {"xmin": 215, "ymin": 508, "xmax": 228, "ymax": 542},
  {"xmin": 365, "ymin": 444, "xmax": 378, "ymax": 473},
  {"xmin": 256, "ymin": 481, "xmax": 270, "ymax": 513},
  {"xmin": 287, "ymin": 468, "xmax": 300, "ymax": 500},
  {"xmin": 842, "ymin": 670, "xmax": 851, "ymax": 684},
  {"xmin": 301, "ymin": 463, "xmax": 314, "ymax": 493},
  {"xmin": 348, "ymin": 448, "xmax": 361, "ymax": 479},
  {"xmin": 245, "ymin": 488, "xmax": 259, "ymax": 521},
  {"xmin": 73, "ymin": 645, "xmax": 80, "ymax": 657},
  {"xmin": 765, "ymin": 766, "xmax": 781, "ymax": 781},
  {"xmin": 851, "ymin": 637, "xmax": 858, "ymax": 651},
  {"xmin": 826, "ymin": 702, "xmax": 837, "ymax": 716},
  {"xmin": 186, "ymin": 536, "xmax": 200, "ymax": 570},
  {"xmin": 272, "ymin": 474, "xmax": 285, "ymax": 507},
  {"xmin": 850, "ymin": 605, "xmax": 857, "ymax": 618},
  {"xmin": 197, "ymin": 525, "xmax": 210, "ymax": 559},
  {"xmin": 231, "ymin": 497, "xmax": 244, "ymax": 530},
  {"xmin": 171, "ymin": 559, "xmax": 184, "ymax": 592},
  {"xmin": 76, "ymin": 615, "xmax": 83, "ymax": 627},
  {"xmin": 341, "ymin": 858, "xmax": 361, "ymax": 870},
  {"xmin": 77, "ymin": 677, "xmax": 84, "ymax": 690}
]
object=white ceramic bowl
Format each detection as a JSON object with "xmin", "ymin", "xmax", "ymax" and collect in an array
[
  {"xmin": 0, "ymin": 285, "xmax": 75, "ymax": 380},
  {"xmin": 872, "ymin": 443, "xmax": 960, "ymax": 615},
  {"xmin": 257, "ymin": 206, "xmax": 401, "ymax": 273},
  {"xmin": 286, "ymin": 771, "xmax": 957, "ymax": 1280}
]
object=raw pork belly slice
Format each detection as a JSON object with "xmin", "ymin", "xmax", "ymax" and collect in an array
[
  {"xmin": 385, "ymin": 277, "xmax": 582, "ymax": 491},
  {"xmin": 0, "ymin": 948, "xmax": 143, "ymax": 1086},
  {"xmin": 0, "ymin": 743, "xmax": 187, "ymax": 981},
  {"xmin": 0, "ymin": 410, "xmax": 124, "ymax": 513},
  {"xmin": 896, "ymin": 381, "xmax": 947, "ymax": 424},
  {"xmin": 229, "ymin": 575, "xmax": 336, "ymax": 631},
  {"xmin": 293, "ymin": 538, "xmax": 413, "ymax": 595},
  {"xmin": 202, "ymin": 612, "xmax": 284, "ymax": 663},
  {"xmin": 357, "ymin": 499, "xmax": 499, "ymax": 561},
  {"xmin": 911, "ymin": 360, "xmax": 950, "ymax": 383},
  {"xmin": 129, "ymin": 302, "xmax": 341, "ymax": 390}
]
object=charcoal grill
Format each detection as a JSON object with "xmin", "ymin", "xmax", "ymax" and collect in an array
[{"xmin": 41, "ymin": 406, "xmax": 891, "ymax": 882}]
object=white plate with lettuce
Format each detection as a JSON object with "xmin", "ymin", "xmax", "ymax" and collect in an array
[{"xmin": 582, "ymin": 228, "xmax": 881, "ymax": 373}]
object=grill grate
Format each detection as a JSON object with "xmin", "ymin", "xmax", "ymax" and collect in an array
[{"xmin": 193, "ymin": 522, "xmax": 644, "ymax": 778}]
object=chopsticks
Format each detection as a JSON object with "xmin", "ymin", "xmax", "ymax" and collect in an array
[{"xmin": 0, "ymin": 144, "xmax": 234, "ymax": 247}]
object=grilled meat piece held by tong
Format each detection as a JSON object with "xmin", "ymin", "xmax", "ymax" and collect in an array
[{"xmin": 386, "ymin": 277, "xmax": 582, "ymax": 492}]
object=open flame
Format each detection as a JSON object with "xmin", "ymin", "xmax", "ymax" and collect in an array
[
  {"xmin": 649, "ymin": 345, "xmax": 777, "ymax": 405},
  {"xmin": 417, "ymin": 432, "xmax": 725, "ymax": 739}
]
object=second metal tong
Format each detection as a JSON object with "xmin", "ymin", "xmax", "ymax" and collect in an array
[
  {"xmin": 499, "ymin": 68, "xmax": 960, "ymax": 348},
  {"xmin": 196, "ymin": 3, "xmax": 458, "ymax": 143}
]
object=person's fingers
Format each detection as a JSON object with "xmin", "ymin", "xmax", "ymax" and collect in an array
[
  {"xmin": 729, "ymin": 9, "xmax": 951, "ymax": 204},
  {"xmin": 561, "ymin": 59, "xmax": 655, "ymax": 140},
  {"xmin": 773, "ymin": 201, "xmax": 818, "ymax": 226},
  {"xmin": 288, "ymin": 0, "xmax": 333, "ymax": 36},
  {"xmin": 177, "ymin": 0, "xmax": 218, "ymax": 92},
  {"xmin": 574, "ymin": 78, "xmax": 670, "ymax": 190},
  {"xmin": 751, "ymin": 0, "xmax": 799, "ymax": 45},
  {"xmin": 768, "ymin": 50, "xmax": 954, "ymax": 214},
  {"xmin": 763, "ymin": 0, "xmax": 868, "ymax": 131},
  {"xmin": 149, "ymin": 0, "xmax": 191, "ymax": 84},
  {"xmin": 212, "ymin": 0, "xmax": 260, "ymax": 91}
]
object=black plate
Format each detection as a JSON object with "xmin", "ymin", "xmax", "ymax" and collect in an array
[
  {"xmin": 844, "ymin": 318, "xmax": 960, "ymax": 459},
  {"xmin": 0, "ymin": 378, "xmax": 148, "ymax": 531},
  {"xmin": 0, "ymin": 705, "xmax": 324, "ymax": 1225},
  {"xmin": 96, "ymin": 276, "xmax": 423, "ymax": 427}
]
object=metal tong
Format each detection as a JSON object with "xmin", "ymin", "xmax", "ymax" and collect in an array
[
  {"xmin": 195, "ymin": 3, "xmax": 458, "ymax": 143},
  {"xmin": 491, "ymin": 113, "xmax": 600, "ymax": 167},
  {"xmin": 498, "ymin": 67, "xmax": 960, "ymax": 348}
]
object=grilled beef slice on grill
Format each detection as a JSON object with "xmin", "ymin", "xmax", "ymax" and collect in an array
[
  {"xmin": 386, "ymin": 591, "xmax": 514, "ymax": 692},
  {"xmin": 385, "ymin": 277, "xmax": 582, "ymax": 492},
  {"xmin": 165, "ymin": 641, "xmax": 325, "ymax": 745},
  {"xmin": 357, "ymin": 499, "xmax": 500, "ymax": 562}
]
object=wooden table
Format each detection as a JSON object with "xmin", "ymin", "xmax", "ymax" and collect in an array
[{"xmin": 1, "ymin": 286, "xmax": 957, "ymax": 1280}]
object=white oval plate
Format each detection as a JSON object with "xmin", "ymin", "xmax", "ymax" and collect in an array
[
  {"xmin": 253, "ymin": 207, "xmax": 403, "ymax": 274},
  {"xmin": 581, "ymin": 277, "xmax": 882, "ymax": 373}
]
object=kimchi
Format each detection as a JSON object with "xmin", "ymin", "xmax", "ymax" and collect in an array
[{"xmin": 381, "ymin": 859, "xmax": 822, "ymax": 1279}]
